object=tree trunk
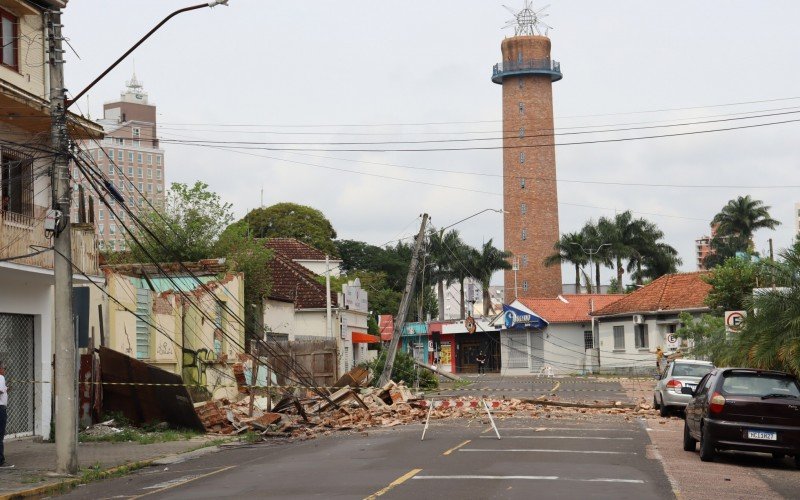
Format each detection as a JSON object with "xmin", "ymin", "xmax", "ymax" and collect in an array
[
  {"xmin": 595, "ymin": 261, "xmax": 601, "ymax": 292},
  {"xmin": 616, "ymin": 257, "xmax": 624, "ymax": 287},
  {"xmin": 574, "ymin": 264, "xmax": 581, "ymax": 294},
  {"xmin": 459, "ymin": 278, "xmax": 466, "ymax": 320},
  {"xmin": 483, "ymin": 285, "xmax": 491, "ymax": 317},
  {"xmin": 437, "ymin": 280, "xmax": 445, "ymax": 321},
  {"xmin": 636, "ymin": 260, "xmax": 643, "ymax": 285}
]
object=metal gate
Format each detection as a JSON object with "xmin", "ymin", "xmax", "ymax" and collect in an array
[
  {"xmin": 0, "ymin": 314, "xmax": 35, "ymax": 436},
  {"xmin": 529, "ymin": 331, "xmax": 544, "ymax": 374}
]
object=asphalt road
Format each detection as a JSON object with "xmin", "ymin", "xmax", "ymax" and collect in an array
[
  {"xmin": 58, "ymin": 415, "xmax": 673, "ymax": 500},
  {"xmin": 431, "ymin": 375, "xmax": 633, "ymax": 402}
]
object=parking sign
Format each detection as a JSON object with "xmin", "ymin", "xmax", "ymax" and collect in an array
[{"xmin": 725, "ymin": 310, "xmax": 746, "ymax": 333}]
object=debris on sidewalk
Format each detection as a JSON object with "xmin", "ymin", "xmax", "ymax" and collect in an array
[{"xmin": 81, "ymin": 419, "xmax": 124, "ymax": 438}]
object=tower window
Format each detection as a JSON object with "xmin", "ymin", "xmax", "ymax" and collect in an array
[
  {"xmin": 519, "ymin": 152, "xmax": 525, "ymax": 164},
  {"xmin": 518, "ymin": 78, "xmax": 523, "ymax": 89},
  {"xmin": 518, "ymin": 102, "xmax": 525, "ymax": 114},
  {"xmin": 519, "ymin": 127, "xmax": 525, "ymax": 138},
  {"xmin": 522, "ymin": 255, "xmax": 528, "ymax": 267},
  {"xmin": 522, "ymin": 281, "xmax": 529, "ymax": 292},
  {"xmin": 521, "ymin": 203, "xmax": 527, "ymax": 214},
  {"xmin": 521, "ymin": 229, "xmax": 527, "ymax": 241},
  {"xmin": 520, "ymin": 178, "xmax": 526, "ymax": 189},
  {"xmin": 517, "ymin": 52, "xmax": 523, "ymax": 64}
]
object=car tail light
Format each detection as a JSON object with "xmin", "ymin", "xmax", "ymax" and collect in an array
[
  {"xmin": 666, "ymin": 379, "xmax": 682, "ymax": 391},
  {"xmin": 709, "ymin": 392, "xmax": 726, "ymax": 414}
]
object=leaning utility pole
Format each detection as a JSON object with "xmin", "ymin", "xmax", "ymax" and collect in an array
[
  {"xmin": 377, "ymin": 214, "xmax": 429, "ymax": 387},
  {"xmin": 48, "ymin": 9, "xmax": 79, "ymax": 475}
]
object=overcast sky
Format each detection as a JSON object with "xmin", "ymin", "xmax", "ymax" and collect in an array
[{"xmin": 64, "ymin": 1, "xmax": 800, "ymax": 286}]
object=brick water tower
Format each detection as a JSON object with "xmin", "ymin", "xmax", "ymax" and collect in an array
[{"xmin": 492, "ymin": 2, "xmax": 562, "ymax": 299}]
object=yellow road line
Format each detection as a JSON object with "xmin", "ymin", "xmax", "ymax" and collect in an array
[
  {"xmin": 550, "ymin": 381, "xmax": 561, "ymax": 394},
  {"xmin": 364, "ymin": 468, "xmax": 422, "ymax": 500},
  {"xmin": 129, "ymin": 465, "xmax": 236, "ymax": 499},
  {"xmin": 442, "ymin": 440, "xmax": 471, "ymax": 456}
]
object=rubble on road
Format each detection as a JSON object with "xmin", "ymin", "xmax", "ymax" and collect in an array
[{"xmin": 193, "ymin": 369, "xmax": 661, "ymax": 439}]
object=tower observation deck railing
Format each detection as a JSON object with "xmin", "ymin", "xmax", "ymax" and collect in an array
[{"xmin": 491, "ymin": 58, "xmax": 562, "ymax": 83}]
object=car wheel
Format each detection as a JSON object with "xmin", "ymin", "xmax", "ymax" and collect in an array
[
  {"xmin": 653, "ymin": 395, "xmax": 660, "ymax": 410},
  {"xmin": 682, "ymin": 420, "xmax": 696, "ymax": 452},
  {"xmin": 659, "ymin": 403, "xmax": 670, "ymax": 417},
  {"xmin": 699, "ymin": 424, "xmax": 715, "ymax": 462},
  {"xmin": 772, "ymin": 453, "xmax": 785, "ymax": 460}
]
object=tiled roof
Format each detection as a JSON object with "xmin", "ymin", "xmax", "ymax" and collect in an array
[
  {"xmin": 264, "ymin": 238, "xmax": 331, "ymax": 261},
  {"xmin": 591, "ymin": 272, "xmax": 711, "ymax": 317},
  {"xmin": 518, "ymin": 294, "xmax": 624, "ymax": 324},
  {"xmin": 267, "ymin": 252, "xmax": 337, "ymax": 309}
]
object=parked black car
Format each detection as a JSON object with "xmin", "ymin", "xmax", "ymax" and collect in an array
[{"xmin": 683, "ymin": 368, "xmax": 800, "ymax": 466}]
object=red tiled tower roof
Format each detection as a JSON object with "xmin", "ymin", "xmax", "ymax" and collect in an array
[
  {"xmin": 264, "ymin": 238, "xmax": 330, "ymax": 261},
  {"xmin": 591, "ymin": 273, "xmax": 711, "ymax": 317},
  {"xmin": 266, "ymin": 253, "xmax": 337, "ymax": 309}
]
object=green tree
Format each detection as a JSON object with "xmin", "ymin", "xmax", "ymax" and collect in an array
[
  {"xmin": 214, "ymin": 224, "xmax": 273, "ymax": 337},
  {"xmin": 428, "ymin": 229, "xmax": 462, "ymax": 320},
  {"xmin": 544, "ymin": 232, "xmax": 589, "ymax": 294},
  {"xmin": 471, "ymin": 239, "xmax": 512, "ymax": 316},
  {"xmin": 127, "ymin": 181, "xmax": 233, "ymax": 263},
  {"xmin": 704, "ymin": 257, "xmax": 764, "ymax": 312},
  {"xmin": 242, "ymin": 202, "xmax": 338, "ymax": 255},
  {"xmin": 363, "ymin": 348, "xmax": 438, "ymax": 389},
  {"xmin": 676, "ymin": 312, "xmax": 728, "ymax": 366},
  {"xmin": 580, "ymin": 221, "xmax": 612, "ymax": 291},
  {"xmin": 711, "ymin": 195, "xmax": 781, "ymax": 243},
  {"xmin": 719, "ymin": 242, "xmax": 800, "ymax": 376}
]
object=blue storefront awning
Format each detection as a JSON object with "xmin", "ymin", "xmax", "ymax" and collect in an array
[{"xmin": 501, "ymin": 304, "xmax": 548, "ymax": 330}]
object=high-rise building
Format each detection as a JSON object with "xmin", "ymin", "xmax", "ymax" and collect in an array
[
  {"xmin": 492, "ymin": 4, "xmax": 562, "ymax": 299},
  {"xmin": 72, "ymin": 74, "xmax": 166, "ymax": 252}
]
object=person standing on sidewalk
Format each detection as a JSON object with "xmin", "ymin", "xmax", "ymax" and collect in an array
[
  {"xmin": 476, "ymin": 351, "xmax": 487, "ymax": 375},
  {"xmin": 0, "ymin": 362, "xmax": 8, "ymax": 466}
]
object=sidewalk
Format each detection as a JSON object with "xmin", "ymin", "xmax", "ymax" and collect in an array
[{"xmin": 0, "ymin": 435, "xmax": 224, "ymax": 498}]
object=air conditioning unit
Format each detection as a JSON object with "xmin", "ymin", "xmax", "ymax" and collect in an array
[{"xmin": 632, "ymin": 314, "xmax": 645, "ymax": 325}]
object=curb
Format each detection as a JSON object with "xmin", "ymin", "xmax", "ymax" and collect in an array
[{"xmin": 0, "ymin": 440, "xmax": 231, "ymax": 500}]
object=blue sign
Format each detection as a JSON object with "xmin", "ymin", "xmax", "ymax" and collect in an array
[{"xmin": 502, "ymin": 304, "xmax": 548, "ymax": 330}]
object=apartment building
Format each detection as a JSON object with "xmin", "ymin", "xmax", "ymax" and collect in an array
[
  {"xmin": 0, "ymin": 0, "xmax": 103, "ymax": 438},
  {"xmin": 73, "ymin": 74, "xmax": 166, "ymax": 251}
]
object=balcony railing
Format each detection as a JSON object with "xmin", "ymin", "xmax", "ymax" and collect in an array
[
  {"xmin": 0, "ymin": 209, "xmax": 100, "ymax": 276},
  {"xmin": 491, "ymin": 58, "xmax": 562, "ymax": 84}
]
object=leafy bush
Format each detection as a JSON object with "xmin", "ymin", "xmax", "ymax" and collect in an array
[{"xmin": 363, "ymin": 348, "xmax": 438, "ymax": 390}]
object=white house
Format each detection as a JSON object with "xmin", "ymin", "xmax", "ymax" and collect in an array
[
  {"xmin": 496, "ymin": 295, "xmax": 622, "ymax": 376},
  {"xmin": 591, "ymin": 273, "xmax": 712, "ymax": 374}
]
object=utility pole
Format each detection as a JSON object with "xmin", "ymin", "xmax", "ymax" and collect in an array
[
  {"xmin": 48, "ymin": 9, "xmax": 78, "ymax": 475},
  {"xmin": 377, "ymin": 214, "xmax": 428, "ymax": 387},
  {"xmin": 325, "ymin": 255, "xmax": 332, "ymax": 338}
]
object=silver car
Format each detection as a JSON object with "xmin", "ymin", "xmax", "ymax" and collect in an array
[{"xmin": 653, "ymin": 359, "xmax": 714, "ymax": 417}]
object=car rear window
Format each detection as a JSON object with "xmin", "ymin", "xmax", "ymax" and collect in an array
[
  {"xmin": 672, "ymin": 363, "xmax": 713, "ymax": 377},
  {"xmin": 721, "ymin": 373, "xmax": 800, "ymax": 397}
]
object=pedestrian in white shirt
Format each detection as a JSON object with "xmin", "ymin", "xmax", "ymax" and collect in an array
[{"xmin": 0, "ymin": 362, "xmax": 7, "ymax": 466}]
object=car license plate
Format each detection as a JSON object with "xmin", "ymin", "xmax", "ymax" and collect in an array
[
  {"xmin": 685, "ymin": 384, "xmax": 696, "ymax": 391},
  {"xmin": 747, "ymin": 430, "xmax": 777, "ymax": 441}
]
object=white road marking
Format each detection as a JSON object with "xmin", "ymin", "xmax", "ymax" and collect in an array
[
  {"xmin": 413, "ymin": 475, "xmax": 644, "ymax": 484},
  {"xmin": 460, "ymin": 449, "xmax": 634, "ymax": 455},
  {"xmin": 143, "ymin": 476, "xmax": 201, "ymax": 489},
  {"xmin": 479, "ymin": 436, "xmax": 633, "ymax": 440},
  {"xmin": 493, "ymin": 427, "xmax": 638, "ymax": 432}
]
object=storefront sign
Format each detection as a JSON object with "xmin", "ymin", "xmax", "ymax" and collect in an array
[{"xmin": 502, "ymin": 304, "xmax": 547, "ymax": 330}]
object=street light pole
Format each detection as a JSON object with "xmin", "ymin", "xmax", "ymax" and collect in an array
[
  {"xmin": 570, "ymin": 243, "xmax": 610, "ymax": 293},
  {"xmin": 50, "ymin": 1, "xmax": 229, "ymax": 475}
]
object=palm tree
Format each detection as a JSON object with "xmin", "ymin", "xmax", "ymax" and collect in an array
[
  {"xmin": 447, "ymin": 240, "xmax": 476, "ymax": 320},
  {"xmin": 581, "ymin": 221, "xmax": 612, "ymax": 291},
  {"xmin": 711, "ymin": 195, "xmax": 781, "ymax": 244},
  {"xmin": 428, "ymin": 229, "xmax": 462, "ymax": 320},
  {"xmin": 544, "ymin": 232, "xmax": 589, "ymax": 294},
  {"xmin": 598, "ymin": 211, "xmax": 647, "ymax": 287},
  {"xmin": 471, "ymin": 240, "xmax": 512, "ymax": 316},
  {"xmin": 625, "ymin": 220, "xmax": 681, "ymax": 285}
]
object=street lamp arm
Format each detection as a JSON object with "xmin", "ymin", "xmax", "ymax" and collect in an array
[
  {"xmin": 66, "ymin": 1, "xmax": 229, "ymax": 109},
  {"xmin": 440, "ymin": 208, "xmax": 506, "ymax": 232}
]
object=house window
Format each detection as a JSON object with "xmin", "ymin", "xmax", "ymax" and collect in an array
[
  {"xmin": 115, "ymin": 138, "xmax": 124, "ymax": 146},
  {"xmin": 108, "ymin": 164, "xmax": 115, "ymax": 175},
  {"xmin": 128, "ymin": 152, "xmax": 134, "ymax": 163},
  {"xmin": 147, "ymin": 184, "xmax": 152, "ymax": 193},
  {"xmin": 147, "ymin": 154, "xmax": 152, "ymax": 165},
  {"xmin": 522, "ymin": 280, "xmax": 529, "ymax": 292},
  {"xmin": 138, "ymin": 182, "xmax": 143, "ymax": 191},
  {"xmin": 1, "ymin": 9, "xmax": 18, "ymax": 69},
  {"xmin": 132, "ymin": 127, "xmax": 140, "ymax": 138},
  {"xmin": 584, "ymin": 331, "xmax": 594, "ymax": 350},
  {"xmin": 128, "ymin": 166, "xmax": 133, "ymax": 176},
  {"xmin": 507, "ymin": 331, "xmax": 528, "ymax": 368},
  {"xmin": 135, "ymin": 288, "xmax": 150, "ymax": 359},
  {"xmin": 109, "ymin": 224, "xmax": 116, "ymax": 235},
  {"xmin": 214, "ymin": 302, "xmax": 225, "ymax": 355},
  {"xmin": 109, "ymin": 240, "xmax": 115, "ymax": 250},
  {"xmin": 521, "ymin": 229, "xmax": 527, "ymax": 241},
  {"xmin": 635, "ymin": 324, "xmax": 649, "ymax": 349},
  {"xmin": 117, "ymin": 150, "xmax": 123, "ymax": 161},
  {"xmin": 1, "ymin": 150, "xmax": 33, "ymax": 217},
  {"xmin": 156, "ymin": 155, "xmax": 162, "ymax": 166},
  {"xmin": 98, "ymin": 209, "xmax": 104, "ymax": 220},
  {"xmin": 147, "ymin": 169, "xmax": 152, "ymax": 179},
  {"xmin": 109, "ymin": 212, "xmax": 115, "ymax": 221},
  {"xmin": 613, "ymin": 326, "xmax": 625, "ymax": 350},
  {"xmin": 520, "ymin": 178, "xmax": 526, "ymax": 189},
  {"xmin": 137, "ymin": 167, "xmax": 143, "ymax": 178},
  {"xmin": 137, "ymin": 153, "xmax": 143, "ymax": 164},
  {"xmin": 98, "ymin": 224, "xmax": 104, "ymax": 234},
  {"xmin": 519, "ymin": 151, "xmax": 525, "ymax": 164}
]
